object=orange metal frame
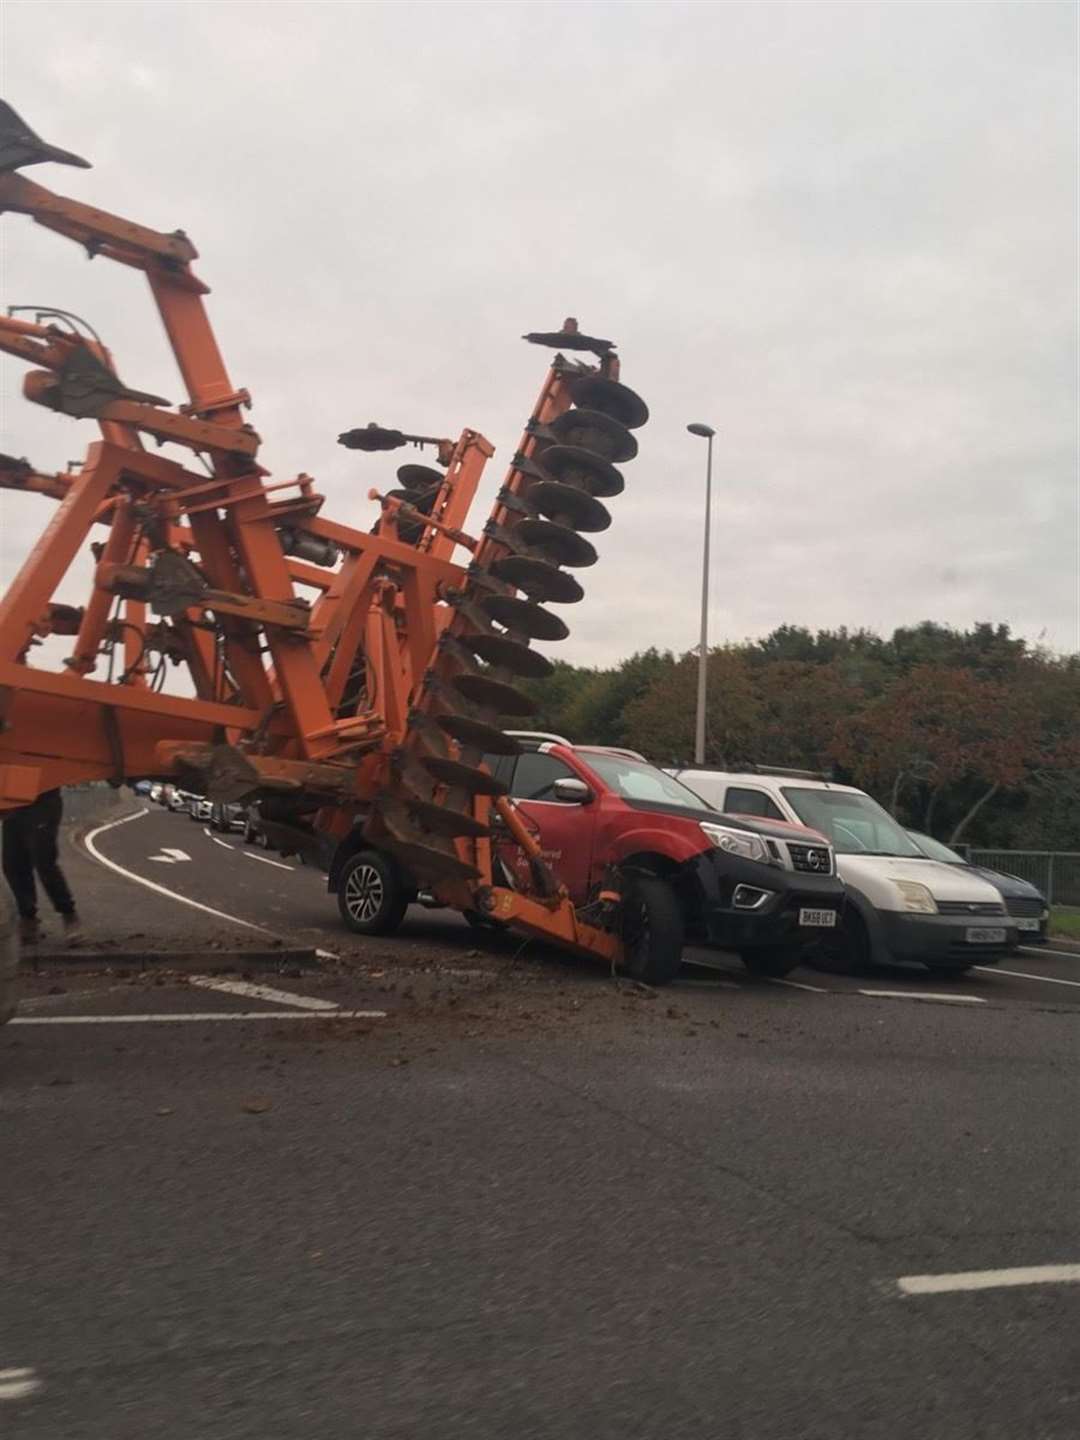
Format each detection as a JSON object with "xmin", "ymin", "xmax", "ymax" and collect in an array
[{"xmin": 0, "ymin": 155, "xmax": 623, "ymax": 963}]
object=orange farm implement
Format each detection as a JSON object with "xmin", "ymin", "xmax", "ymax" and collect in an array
[{"xmin": 0, "ymin": 103, "xmax": 650, "ymax": 966}]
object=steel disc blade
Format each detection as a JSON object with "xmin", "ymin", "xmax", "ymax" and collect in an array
[
  {"xmin": 567, "ymin": 375, "xmax": 649, "ymax": 429},
  {"xmin": 514, "ymin": 519, "xmax": 598, "ymax": 568},
  {"xmin": 453, "ymin": 672, "xmax": 537, "ymax": 716},
  {"xmin": 548, "ymin": 408, "xmax": 638, "ymax": 463},
  {"xmin": 463, "ymin": 632, "xmax": 554, "ymax": 678},
  {"xmin": 397, "ymin": 463, "xmax": 444, "ymax": 492},
  {"xmin": 488, "ymin": 555, "xmax": 584, "ymax": 603},
  {"xmin": 380, "ymin": 832, "xmax": 480, "ymax": 882},
  {"xmin": 422, "ymin": 756, "xmax": 508, "ymax": 795},
  {"xmin": 523, "ymin": 328, "xmax": 614, "ymax": 354},
  {"xmin": 404, "ymin": 798, "xmax": 490, "ymax": 840},
  {"xmin": 480, "ymin": 595, "xmax": 569, "ymax": 641},
  {"xmin": 527, "ymin": 480, "xmax": 611, "ymax": 533},
  {"xmin": 436, "ymin": 715, "xmax": 522, "ymax": 755},
  {"xmin": 537, "ymin": 445, "xmax": 624, "ymax": 499}
]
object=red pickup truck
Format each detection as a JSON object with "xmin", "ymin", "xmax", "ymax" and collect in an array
[{"xmin": 330, "ymin": 735, "xmax": 845, "ymax": 985}]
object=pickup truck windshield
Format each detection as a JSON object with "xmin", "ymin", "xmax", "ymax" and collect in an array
[
  {"xmin": 781, "ymin": 788, "xmax": 922, "ymax": 857},
  {"xmin": 582, "ymin": 753, "xmax": 712, "ymax": 809}
]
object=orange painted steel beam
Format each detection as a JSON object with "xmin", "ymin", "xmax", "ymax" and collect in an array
[{"xmin": 0, "ymin": 442, "xmax": 125, "ymax": 663}]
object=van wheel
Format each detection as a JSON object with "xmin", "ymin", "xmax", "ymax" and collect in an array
[
  {"xmin": 740, "ymin": 945, "xmax": 801, "ymax": 978},
  {"xmin": 337, "ymin": 850, "xmax": 409, "ymax": 935},
  {"xmin": 809, "ymin": 910, "xmax": 870, "ymax": 975},
  {"xmin": 619, "ymin": 875, "xmax": 684, "ymax": 986}
]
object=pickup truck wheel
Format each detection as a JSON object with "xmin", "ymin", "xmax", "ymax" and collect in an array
[
  {"xmin": 740, "ymin": 945, "xmax": 801, "ymax": 978},
  {"xmin": 337, "ymin": 850, "xmax": 409, "ymax": 935},
  {"xmin": 620, "ymin": 875, "xmax": 684, "ymax": 986},
  {"xmin": 808, "ymin": 910, "xmax": 870, "ymax": 975}
]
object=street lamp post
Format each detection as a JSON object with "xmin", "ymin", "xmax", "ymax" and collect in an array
[{"xmin": 687, "ymin": 422, "xmax": 715, "ymax": 766}]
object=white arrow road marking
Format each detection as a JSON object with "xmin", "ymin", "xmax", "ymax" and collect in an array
[
  {"xmin": 161, "ymin": 847, "xmax": 190, "ymax": 860},
  {"xmin": 897, "ymin": 1264, "xmax": 1080, "ymax": 1296},
  {"xmin": 84, "ymin": 810, "xmax": 277, "ymax": 935},
  {"xmin": 187, "ymin": 977, "xmax": 340, "ymax": 1011},
  {"xmin": 0, "ymin": 1367, "xmax": 41, "ymax": 1400}
]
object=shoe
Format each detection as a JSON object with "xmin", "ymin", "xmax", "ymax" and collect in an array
[
  {"xmin": 18, "ymin": 915, "xmax": 42, "ymax": 947},
  {"xmin": 62, "ymin": 913, "xmax": 85, "ymax": 946}
]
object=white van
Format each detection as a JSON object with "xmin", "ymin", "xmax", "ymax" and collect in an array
[{"xmin": 669, "ymin": 768, "xmax": 1018, "ymax": 976}]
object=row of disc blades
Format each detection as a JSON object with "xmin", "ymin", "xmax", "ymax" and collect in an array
[{"xmin": 371, "ymin": 363, "xmax": 649, "ymax": 886}]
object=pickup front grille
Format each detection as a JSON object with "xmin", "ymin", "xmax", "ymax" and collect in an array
[
  {"xmin": 787, "ymin": 842, "xmax": 832, "ymax": 875},
  {"xmin": 937, "ymin": 900, "xmax": 1006, "ymax": 917},
  {"xmin": 1004, "ymin": 896, "xmax": 1043, "ymax": 918}
]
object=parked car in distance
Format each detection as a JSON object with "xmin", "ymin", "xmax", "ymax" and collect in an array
[
  {"xmin": 328, "ymin": 735, "xmax": 846, "ymax": 984},
  {"xmin": 168, "ymin": 787, "xmax": 196, "ymax": 813},
  {"xmin": 210, "ymin": 801, "xmax": 246, "ymax": 833},
  {"xmin": 669, "ymin": 768, "xmax": 1018, "ymax": 976},
  {"xmin": 190, "ymin": 796, "xmax": 213, "ymax": 823},
  {"xmin": 907, "ymin": 831, "xmax": 1048, "ymax": 944}
]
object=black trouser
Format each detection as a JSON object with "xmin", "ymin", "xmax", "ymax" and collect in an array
[{"xmin": 2, "ymin": 789, "xmax": 76, "ymax": 920}]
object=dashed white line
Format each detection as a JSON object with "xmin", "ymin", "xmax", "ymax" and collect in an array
[
  {"xmin": 83, "ymin": 809, "xmax": 275, "ymax": 936},
  {"xmin": 769, "ymin": 977, "xmax": 828, "ymax": 993},
  {"xmin": 859, "ymin": 989, "xmax": 985, "ymax": 1005},
  {"xmin": 977, "ymin": 966, "xmax": 1080, "ymax": 989},
  {"xmin": 0, "ymin": 1367, "xmax": 41, "ymax": 1400},
  {"xmin": 210, "ymin": 835, "xmax": 234, "ymax": 851},
  {"xmin": 1019, "ymin": 946, "xmax": 1080, "ymax": 961},
  {"xmin": 243, "ymin": 851, "xmax": 295, "ymax": 871},
  {"xmin": 187, "ymin": 977, "xmax": 339, "ymax": 1011},
  {"xmin": 11, "ymin": 1011, "xmax": 386, "ymax": 1025},
  {"xmin": 897, "ymin": 1264, "xmax": 1080, "ymax": 1296}
]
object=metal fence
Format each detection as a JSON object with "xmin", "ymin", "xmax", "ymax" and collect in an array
[{"xmin": 965, "ymin": 850, "xmax": 1080, "ymax": 907}]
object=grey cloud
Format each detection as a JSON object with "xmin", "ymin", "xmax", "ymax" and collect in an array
[{"xmin": 1, "ymin": 0, "xmax": 1076, "ymax": 671}]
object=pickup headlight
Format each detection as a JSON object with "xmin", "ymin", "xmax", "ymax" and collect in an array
[
  {"xmin": 700, "ymin": 823, "xmax": 768, "ymax": 863},
  {"xmin": 894, "ymin": 880, "xmax": 938, "ymax": 914}
]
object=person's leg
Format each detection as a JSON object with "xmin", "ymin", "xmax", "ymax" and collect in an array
[
  {"xmin": 30, "ymin": 791, "xmax": 80, "ymax": 937},
  {"xmin": 2, "ymin": 808, "xmax": 41, "ymax": 942}
]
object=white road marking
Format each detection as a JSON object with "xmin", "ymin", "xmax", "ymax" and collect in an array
[
  {"xmin": 897, "ymin": 1264, "xmax": 1080, "ymax": 1296},
  {"xmin": 976, "ymin": 966, "xmax": 1080, "ymax": 989},
  {"xmin": 1019, "ymin": 945, "xmax": 1080, "ymax": 961},
  {"xmin": 316, "ymin": 948, "xmax": 339, "ymax": 961},
  {"xmin": 243, "ymin": 851, "xmax": 295, "ymax": 871},
  {"xmin": 0, "ymin": 1367, "xmax": 41, "ymax": 1400},
  {"xmin": 83, "ymin": 810, "xmax": 276, "ymax": 936},
  {"xmin": 161, "ymin": 847, "xmax": 190, "ymax": 861},
  {"xmin": 187, "ymin": 977, "xmax": 339, "ymax": 1011},
  {"xmin": 11, "ymin": 1010, "xmax": 386, "ymax": 1025},
  {"xmin": 149, "ymin": 856, "xmax": 178, "ymax": 864},
  {"xmin": 859, "ymin": 989, "xmax": 985, "ymax": 1005},
  {"xmin": 210, "ymin": 835, "xmax": 234, "ymax": 851},
  {"xmin": 769, "ymin": 977, "xmax": 828, "ymax": 993}
]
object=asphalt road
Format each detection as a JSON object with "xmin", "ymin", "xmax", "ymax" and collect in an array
[{"xmin": 2, "ymin": 800, "xmax": 1078, "ymax": 1438}]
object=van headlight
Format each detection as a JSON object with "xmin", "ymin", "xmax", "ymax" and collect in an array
[
  {"xmin": 700, "ymin": 823, "xmax": 768, "ymax": 863},
  {"xmin": 894, "ymin": 880, "xmax": 938, "ymax": 914}
]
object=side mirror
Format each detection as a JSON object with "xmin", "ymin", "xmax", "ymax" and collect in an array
[{"xmin": 553, "ymin": 777, "xmax": 592, "ymax": 804}]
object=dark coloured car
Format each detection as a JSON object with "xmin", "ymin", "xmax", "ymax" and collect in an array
[{"xmin": 907, "ymin": 831, "xmax": 1048, "ymax": 944}]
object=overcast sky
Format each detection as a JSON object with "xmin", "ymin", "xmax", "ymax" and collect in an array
[{"xmin": 1, "ymin": 0, "xmax": 1077, "ymax": 672}]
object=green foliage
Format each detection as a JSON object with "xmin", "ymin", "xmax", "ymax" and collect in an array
[{"xmin": 524, "ymin": 623, "xmax": 1080, "ymax": 849}]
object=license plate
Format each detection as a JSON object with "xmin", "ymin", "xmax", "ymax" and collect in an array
[
  {"xmin": 799, "ymin": 908, "xmax": 836, "ymax": 927},
  {"xmin": 1015, "ymin": 918, "xmax": 1040, "ymax": 932},
  {"xmin": 966, "ymin": 926, "xmax": 1006, "ymax": 944}
]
